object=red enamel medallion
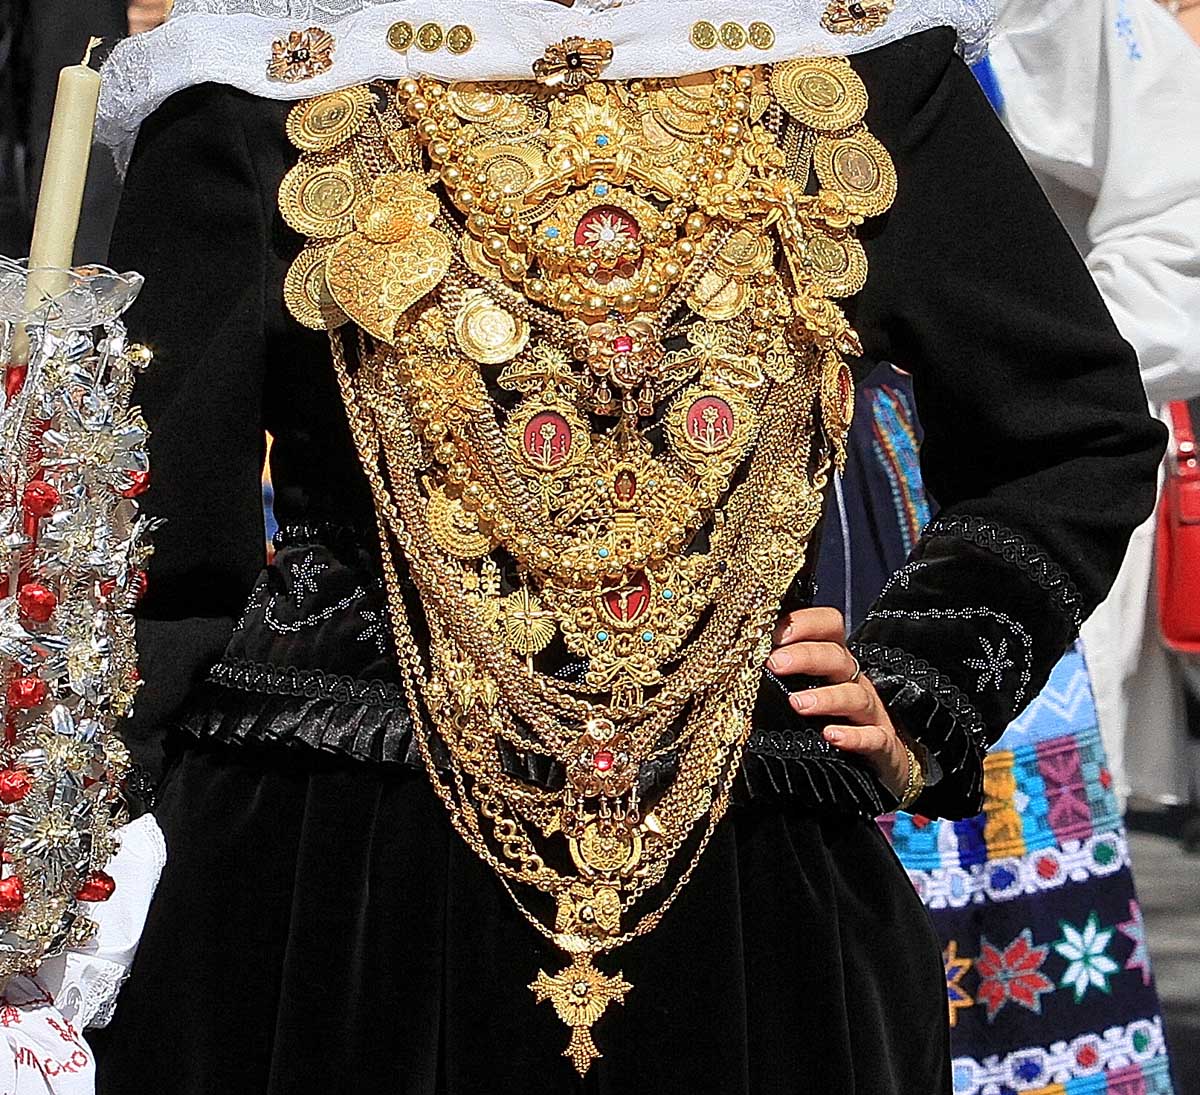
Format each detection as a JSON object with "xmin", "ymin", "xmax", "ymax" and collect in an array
[
  {"xmin": 600, "ymin": 571, "xmax": 652, "ymax": 624},
  {"xmin": 522, "ymin": 411, "xmax": 573, "ymax": 471},
  {"xmin": 575, "ymin": 205, "xmax": 639, "ymax": 250},
  {"xmin": 684, "ymin": 395, "xmax": 735, "ymax": 454}
]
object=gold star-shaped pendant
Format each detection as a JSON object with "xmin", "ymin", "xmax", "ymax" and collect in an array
[{"xmin": 530, "ymin": 953, "xmax": 632, "ymax": 1075}]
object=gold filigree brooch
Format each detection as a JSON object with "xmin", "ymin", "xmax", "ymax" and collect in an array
[
  {"xmin": 821, "ymin": 0, "xmax": 895, "ymax": 35},
  {"xmin": 533, "ymin": 37, "xmax": 614, "ymax": 89},
  {"xmin": 267, "ymin": 27, "xmax": 335, "ymax": 82}
]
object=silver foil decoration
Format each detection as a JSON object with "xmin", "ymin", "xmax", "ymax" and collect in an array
[{"xmin": 0, "ymin": 256, "xmax": 152, "ymax": 978}]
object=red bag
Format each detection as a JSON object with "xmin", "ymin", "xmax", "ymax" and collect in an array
[{"xmin": 1157, "ymin": 399, "xmax": 1200, "ymax": 653}]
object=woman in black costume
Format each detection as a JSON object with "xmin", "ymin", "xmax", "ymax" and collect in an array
[{"xmin": 90, "ymin": 2, "xmax": 1164, "ymax": 1092}]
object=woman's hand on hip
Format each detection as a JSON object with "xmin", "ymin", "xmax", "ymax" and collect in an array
[{"xmin": 766, "ymin": 606, "xmax": 911, "ymax": 798}]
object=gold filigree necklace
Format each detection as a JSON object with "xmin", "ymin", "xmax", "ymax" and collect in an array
[{"xmin": 279, "ymin": 50, "xmax": 895, "ymax": 1074}]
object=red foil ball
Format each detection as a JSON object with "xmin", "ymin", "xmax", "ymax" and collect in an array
[
  {"xmin": 0, "ymin": 875, "xmax": 25, "ymax": 913},
  {"xmin": 17, "ymin": 583, "xmax": 57, "ymax": 623},
  {"xmin": 4, "ymin": 366, "xmax": 27, "ymax": 400},
  {"xmin": 0, "ymin": 769, "xmax": 32, "ymax": 805},
  {"xmin": 21, "ymin": 481, "xmax": 60, "ymax": 519},
  {"xmin": 75, "ymin": 870, "xmax": 116, "ymax": 903},
  {"xmin": 5, "ymin": 677, "xmax": 46, "ymax": 711},
  {"xmin": 120, "ymin": 470, "xmax": 150, "ymax": 498}
]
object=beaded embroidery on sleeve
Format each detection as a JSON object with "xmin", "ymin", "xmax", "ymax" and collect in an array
[{"xmin": 279, "ymin": 55, "xmax": 895, "ymax": 1075}]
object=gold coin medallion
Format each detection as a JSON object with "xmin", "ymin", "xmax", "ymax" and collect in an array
[
  {"xmin": 285, "ymin": 86, "xmax": 372, "ymax": 153},
  {"xmin": 814, "ymin": 131, "xmax": 896, "ymax": 216},
  {"xmin": 279, "ymin": 159, "xmax": 356, "ymax": 237},
  {"xmin": 805, "ymin": 233, "xmax": 868, "ymax": 296},
  {"xmin": 574, "ymin": 822, "xmax": 641, "ymax": 875},
  {"xmin": 454, "ymin": 292, "xmax": 530, "ymax": 364},
  {"xmin": 386, "ymin": 20, "xmax": 414, "ymax": 51},
  {"xmin": 283, "ymin": 245, "xmax": 346, "ymax": 330},
  {"xmin": 748, "ymin": 21, "xmax": 776, "ymax": 49},
  {"xmin": 717, "ymin": 227, "xmax": 771, "ymax": 276},
  {"xmin": 770, "ymin": 58, "xmax": 867, "ymax": 132},
  {"xmin": 415, "ymin": 22, "xmax": 444, "ymax": 52},
  {"xmin": 690, "ymin": 20, "xmax": 718, "ymax": 49},
  {"xmin": 719, "ymin": 21, "xmax": 748, "ymax": 50},
  {"xmin": 445, "ymin": 24, "xmax": 475, "ymax": 55},
  {"xmin": 688, "ymin": 270, "xmax": 749, "ymax": 321}
]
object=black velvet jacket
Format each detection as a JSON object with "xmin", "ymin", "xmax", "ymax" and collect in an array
[{"xmin": 112, "ymin": 27, "xmax": 1165, "ymax": 822}]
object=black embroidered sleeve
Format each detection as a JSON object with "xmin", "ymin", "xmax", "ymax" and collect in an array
[
  {"xmin": 845, "ymin": 32, "xmax": 1167, "ymax": 818},
  {"xmin": 850, "ymin": 518, "xmax": 1084, "ymax": 818}
]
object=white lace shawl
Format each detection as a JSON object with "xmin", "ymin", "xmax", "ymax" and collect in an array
[{"xmin": 98, "ymin": 0, "xmax": 995, "ymax": 170}]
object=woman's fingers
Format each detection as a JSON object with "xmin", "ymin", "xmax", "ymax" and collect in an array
[
  {"xmin": 821, "ymin": 723, "xmax": 890, "ymax": 753},
  {"xmin": 789, "ymin": 682, "xmax": 875, "ymax": 722},
  {"xmin": 767, "ymin": 640, "xmax": 856, "ymax": 679},
  {"xmin": 772, "ymin": 606, "xmax": 846, "ymax": 646},
  {"xmin": 822, "ymin": 724, "xmax": 911, "ymax": 797}
]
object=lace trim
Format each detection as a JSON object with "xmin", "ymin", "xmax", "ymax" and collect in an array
[
  {"xmin": 98, "ymin": 0, "xmax": 995, "ymax": 170},
  {"xmin": 923, "ymin": 514, "xmax": 1085, "ymax": 631},
  {"xmin": 852, "ymin": 640, "xmax": 988, "ymax": 749},
  {"xmin": 209, "ymin": 659, "xmax": 405, "ymax": 706}
]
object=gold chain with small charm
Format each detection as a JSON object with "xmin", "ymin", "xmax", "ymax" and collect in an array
[{"xmin": 280, "ymin": 49, "xmax": 894, "ymax": 1076}]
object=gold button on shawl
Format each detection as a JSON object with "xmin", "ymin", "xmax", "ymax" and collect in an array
[
  {"xmin": 822, "ymin": 0, "xmax": 895, "ymax": 35},
  {"xmin": 690, "ymin": 20, "xmax": 719, "ymax": 49},
  {"xmin": 415, "ymin": 22, "xmax": 445, "ymax": 52},
  {"xmin": 770, "ymin": 57, "xmax": 867, "ymax": 132},
  {"xmin": 386, "ymin": 20, "xmax": 414, "ymax": 51},
  {"xmin": 266, "ymin": 26, "xmax": 334, "ymax": 82},
  {"xmin": 747, "ymin": 21, "xmax": 776, "ymax": 49},
  {"xmin": 718, "ymin": 21, "xmax": 749, "ymax": 49},
  {"xmin": 445, "ymin": 24, "xmax": 476, "ymax": 55}
]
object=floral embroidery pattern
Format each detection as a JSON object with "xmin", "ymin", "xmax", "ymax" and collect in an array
[
  {"xmin": 289, "ymin": 553, "xmax": 327, "ymax": 606},
  {"xmin": 1118, "ymin": 900, "xmax": 1153, "ymax": 988},
  {"xmin": 964, "ymin": 635, "xmax": 1015, "ymax": 691},
  {"xmin": 944, "ymin": 939, "xmax": 974, "ymax": 1026},
  {"xmin": 1115, "ymin": 0, "xmax": 1143, "ymax": 62},
  {"xmin": 1054, "ymin": 913, "xmax": 1120, "ymax": 1002},
  {"xmin": 975, "ymin": 929, "xmax": 1054, "ymax": 1021}
]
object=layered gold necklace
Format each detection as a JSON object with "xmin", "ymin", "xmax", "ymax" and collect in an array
[{"xmin": 279, "ymin": 49, "xmax": 895, "ymax": 1074}]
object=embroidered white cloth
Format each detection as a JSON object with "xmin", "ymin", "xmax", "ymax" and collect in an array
[
  {"xmin": 988, "ymin": 0, "xmax": 1200, "ymax": 813},
  {"xmin": 0, "ymin": 815, "xmax": 166, "ymax": 1093},
  {"xmin": 98, "ymin": 0, "xmax": 995, "ymax": 169}
]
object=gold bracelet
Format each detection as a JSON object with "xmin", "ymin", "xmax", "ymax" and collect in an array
[{"xmin": 897, "ymin": 743, "xmax": 926, "ymax": 813}]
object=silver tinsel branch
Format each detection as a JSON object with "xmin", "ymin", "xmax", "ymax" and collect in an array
[{"xmin": 0, "ymin": 257, "xmax": 153, "ymax": 980}]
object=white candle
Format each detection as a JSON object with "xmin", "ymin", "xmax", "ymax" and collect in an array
[{"xmin": 12, "ymin": 39, "xmax": 103, "ymax": 365}]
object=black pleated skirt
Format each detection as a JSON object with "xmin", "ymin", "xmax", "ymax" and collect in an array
[{"xmin": 93, "ymin": 737, "xmax": 950, "ymax": 1095}]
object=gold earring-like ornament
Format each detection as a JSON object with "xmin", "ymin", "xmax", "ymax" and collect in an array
[
  {"xmin": 533, "ymin": 37, "xmax": 614, "ymax": 88},
  {"xmin": 267, "ymin": 26, "xmax": 335, "ymax": 82},
  {"xmin": 821, "ymin": 0, "xmax": 895, "ymax": 35}
]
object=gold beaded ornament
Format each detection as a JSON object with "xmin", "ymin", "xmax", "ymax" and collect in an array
[{"xmin": 280, "ymin": 49, "xmax": 896, "ymax": 1076}]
